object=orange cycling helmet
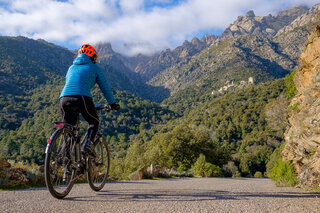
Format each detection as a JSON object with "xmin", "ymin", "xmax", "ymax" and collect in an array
[{"xmin": 78, "ymin": 44, "xmax": 99, "ymax": 59}]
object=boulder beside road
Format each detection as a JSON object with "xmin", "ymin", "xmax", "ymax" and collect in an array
[
  {"xmin": 0, "ymin": 159, "xmax": 11, "ymax": 170},
  {"xmin": 0, "ymin": 159, "xmax": 44, "ymax": 187}
]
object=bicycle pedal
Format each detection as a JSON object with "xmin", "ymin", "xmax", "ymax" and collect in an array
[{"xmin": 87, "ymin": 154, "xmax": 95, "ymax": 158}]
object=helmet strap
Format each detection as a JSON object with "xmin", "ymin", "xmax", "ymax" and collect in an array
[{"xmin": 91, "ymin": 56, "xmax": 97, "ymax": 64}]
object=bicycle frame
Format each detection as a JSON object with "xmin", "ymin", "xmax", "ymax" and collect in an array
[{"xmin": 46, "ymin": 110, "xmax": 105, "ymax": 175}]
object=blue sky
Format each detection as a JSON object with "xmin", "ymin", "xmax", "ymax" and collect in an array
[{"xmin": 0, "ymin": 0, "xmax": 318, "ymax": 55}]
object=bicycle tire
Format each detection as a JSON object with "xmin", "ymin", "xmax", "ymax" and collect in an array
[
  {"xmin": 87, "ymin": 137, "xmax": 110, "ymax": 191},
  {"xmin": 45, "ymin": 128, "xmax": 76, "ymax": 199}
]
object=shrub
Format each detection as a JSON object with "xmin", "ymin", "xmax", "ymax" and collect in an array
[
  {"xmin": 254, "ymin": 171, "xmax": 263, "ymax": 178},
  {"xmin": 270, "ymin": 157, "xmax": 297, "ymax": 186},
  {"xmin": 193, "ymin": 154, "xmax": 206, "ymax": 177},
  {"xmin": 26, "ymin": 167, "xmax": 42, "ymax": 184},
  {"xmin": 193, "ymin": 154, "xmax": 222, "ymax": 177},
  {"xmin": 204, "ymin": 163, "xmax": 223, "ymax": 177},
  {"xmin": 232, "ymin": 171, "xmax": 242, "ymax": 178},
  {"xmin": 266, "ymin": 146, "xmax": 282, "ymax": 177},
  {"xmin": 222, "ymin": 161, "xmax": 239, "ymax": 177},
  {"xmin": 0, "ymin": 171, "xmax": 9, "ymax": 185},
  {"xmin": 284, "ymin": 68, "xmax": 297, "ymax": 98}
]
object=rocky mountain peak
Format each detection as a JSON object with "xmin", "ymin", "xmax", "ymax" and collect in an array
[
  {"xmin": 191, "ymin": 37, "xmax": 201, "ymax": 45},
  {"xmin": 182, "ymin": 40, "xmax": 190, "ymax": 46},
  {"xmin": 94, "ymin": 42, "xmax": 115, "ymax": 57},
  {"xmin": 200, "ymin": 34, "xmax": 216, "ymax": 45},
  {"xmin": 246, "ymin": 10, "xmax": 255, "ymax": 18},
  {"xmin": 275, "ymin": 5, "xmax": 308, "ymax": 18}
]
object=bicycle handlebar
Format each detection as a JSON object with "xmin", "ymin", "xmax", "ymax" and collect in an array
[{"xmin": 95, "ymin": 103, "xmax": 112, "ymax": 112}]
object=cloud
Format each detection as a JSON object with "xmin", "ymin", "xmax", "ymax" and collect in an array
[
  {"xmin": 119, "ymin": 0, "xmax": 144, "ymax": 13},
  {"xmin": 0, "ymin": 0, "xmax": 318, "ymax": 56}
]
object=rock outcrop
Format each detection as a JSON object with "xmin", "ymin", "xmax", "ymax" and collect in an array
[
  {"xmin": 0, "ymin": 159, "xmax": 11, "ymax": 170},
  {"xmin": 0, "ymin": 159, "xmax": 45, "ymax": 187},
  {"xmin": 282, "ymin": 15, "xmax": 320, "ymax": 188}
]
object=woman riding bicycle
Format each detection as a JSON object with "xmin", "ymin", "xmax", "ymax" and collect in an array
[{"xmin": 59, "ymin": 44, "xmax": 120, "ymax": 156}]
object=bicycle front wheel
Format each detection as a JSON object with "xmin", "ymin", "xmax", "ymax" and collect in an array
[
  {"xmin": 87, "ymin": 137, "xmax": 110, "ymax": 191},
  {"xmin": 45, "ymin": 128, "xmax": 76, "ymax": 199}
]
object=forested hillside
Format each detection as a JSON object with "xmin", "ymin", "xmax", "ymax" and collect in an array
[
  {"xmin": 113, "ymin": 78, "xmax": 290, "ymax": 178},
  {"xmin": 0, "ymin": 84, "xmax": 177, "ymax": 164},
  {"xmin": 0, "ymin": 36, "xmax": 74, "ymax": 130}
]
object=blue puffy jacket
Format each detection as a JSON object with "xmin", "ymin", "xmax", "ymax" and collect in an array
[{"xmin": 59, "ymin": 54, "xmax": 116, "ymax": 104}]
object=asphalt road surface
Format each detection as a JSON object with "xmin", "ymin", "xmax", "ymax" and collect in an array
[{"xmin": 1, "ymin": 178, "xmax": 320, "ymax": 212}]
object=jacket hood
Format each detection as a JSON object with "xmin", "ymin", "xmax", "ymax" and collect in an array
[{"xmin": 73, "ymin": 54, "xmax": 92, "ymax": 65}]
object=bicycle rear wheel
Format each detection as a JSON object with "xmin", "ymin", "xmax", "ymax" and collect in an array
[
  {"xmin": 45, "ymin": 128, "xmax": 76, "ymax": 199},
  {"xmin": 87, "ymin": 137, "xmax": 110, "ymax": 191}
]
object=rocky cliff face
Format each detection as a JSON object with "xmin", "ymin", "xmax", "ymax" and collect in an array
[
  {"xmin": 274, "ymin": 4, "xmax": 320, "ymax": 63},
  {"xmin": 282, "ymin": 16, "xmax": 320, "ymax": 188}
]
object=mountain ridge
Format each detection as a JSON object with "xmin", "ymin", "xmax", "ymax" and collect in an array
[{"xmin": 145, "ymin": 4, "xmax": 318, "ymax": 101}]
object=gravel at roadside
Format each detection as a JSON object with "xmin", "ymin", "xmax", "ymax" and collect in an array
[{"xmin": 1, "ymin": 178, "xmax": 320, "ymax": 213}]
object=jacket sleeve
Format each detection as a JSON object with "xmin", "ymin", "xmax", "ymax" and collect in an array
[{"xmin": 96, "ymin": 66, "xmax": 116, "ymax": 104}]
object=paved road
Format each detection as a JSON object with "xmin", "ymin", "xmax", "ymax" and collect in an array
[{"xmin": 1, "ymin": 178, "xmax": 320, "ymax": 212}]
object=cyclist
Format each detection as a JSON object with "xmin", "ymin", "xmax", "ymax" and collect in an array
[{"xmin": 59, "ymin": 44, "xmax": 120, "ymax": 156}]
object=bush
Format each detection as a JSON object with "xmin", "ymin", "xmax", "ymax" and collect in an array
[
  {"xmin": 266, "ymin": 145, "xmax": 283, "ymax": 177},
  {"xmin": 232, "ymin": 171, "xmax": 242, "ymax": 178},
  {"xmin": 204, "ymin": 163, "xmax": 223, "ymax": 177},
  {"xmin": 270, "ymin": 157, "xmax": 297, "ymax": 186},
  {"xmin": 222, "ymin": 161, "xmax": 239, "ymax": 177},
  {"xmin": 254, "ymin": 171, "xmax": 263, "ymax": 178},
  {"xmin": 193, "ymin": 154, "xmax": 206, "ymax": 177},
  {"xmin": 193, "ymin": 154, "xmax": 222, "ymax": 177},
  {"xmin": 284, "ymin": 68, "xmax": 297, "ymax": 98},
  {"xmin": 26, "ymin": 167, "xmax": 42, "ymax": 184}
]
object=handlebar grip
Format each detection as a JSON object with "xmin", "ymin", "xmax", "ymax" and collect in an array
[{"xmin": 105, "ymin": 105, "xmax": 112, "ymax": 112}]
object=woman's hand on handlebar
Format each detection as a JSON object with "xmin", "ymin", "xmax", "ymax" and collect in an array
[{"xmin": 110, "ymin": 103, "xmax": 120, "ymax": 111}]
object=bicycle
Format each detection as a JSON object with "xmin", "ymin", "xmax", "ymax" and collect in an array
[{"xmin": 44, "ymin": 103, "xmax": 112, "ymax": 199}]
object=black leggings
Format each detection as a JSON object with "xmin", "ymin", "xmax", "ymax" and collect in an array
[{"xmin": 59, "ymin": 95, "xmax": 99, "ymax": 143}]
